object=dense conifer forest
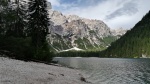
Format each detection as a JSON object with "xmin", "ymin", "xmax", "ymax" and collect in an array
[
  {"xmin": 100, "ymin": 11, "xmax": 150, "ymax": 58},
  {"xmin": 0, "ymin": 0, "xmax": 53, "ymax": 61}
]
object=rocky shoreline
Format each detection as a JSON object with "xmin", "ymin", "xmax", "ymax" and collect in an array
[{"xmin": 0, "ymin": 57, "xmax": 91, "ymax": 84}]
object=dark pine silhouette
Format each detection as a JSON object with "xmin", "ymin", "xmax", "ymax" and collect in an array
[{"xmin": 28, "ymin": 0, "xmax": 49, "ymax": 48}]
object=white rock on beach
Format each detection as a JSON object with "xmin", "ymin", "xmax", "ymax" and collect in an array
[{"xmin": 0, "ymin": 57, "xmax": 90, "ymax": 84}]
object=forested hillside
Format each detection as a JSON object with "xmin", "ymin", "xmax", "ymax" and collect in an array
[
  {"xmin": 0, "ymin": 0, "xmax": 53, "ymax": 61},
  {"xmin": 100, "ymin": 11, "xmax": 150, "ymax": 58}
]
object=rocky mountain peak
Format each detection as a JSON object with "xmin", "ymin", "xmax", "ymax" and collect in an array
[
  {"xmin": 48, "ymin": 10, "xmax": 67, "ymax": 25},
  {"xmin": 62, "ymin": 20, "xmax": 89, "ymax": 38},
  {"xmin": 66, "ymin": 15, "xmax": 81, "ymax": 22},
  {"xmin": 111, "ymin": 28, "xmax": 127, "ymax": 36},
  {"xmin": 47, "ymin": 2, "xmax": 52, "ymax": 9},
  {"xmin": 47, "ymin": 2, "xmax": 127, "ymax": 51}
]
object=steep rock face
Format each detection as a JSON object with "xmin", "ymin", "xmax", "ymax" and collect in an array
[
  {"xmin": 83, "ymin": 19, "xmax": 111, "ymax": 37},
  {"xmin": 66, "ymin": 15, "xmax": 111, "ymax": 37},
  {"xmin": 49, "ymin": 10, "xmax": 67, "ymax": 26},
  {"xmin": 47, "ymin": 2, "xmax": 125, "ymax": 51},
  {"xmin": 62, "ymin": 20, "xmax": 89, "ymax": 38},
  {"xmin": 111, "ymin": 28, "xmax": 127, "ymax": 36},
  {"xmin": 66, "ymin": 15, "xmax": 81, "ymax": 22}
]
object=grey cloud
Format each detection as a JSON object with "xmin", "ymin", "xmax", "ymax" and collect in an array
[{"xmin": 106, "ymin": 2, "xmax": 138, "ymax": 20}]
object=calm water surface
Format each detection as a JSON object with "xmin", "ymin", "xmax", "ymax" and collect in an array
[{"xmin": 53, "ymin": 57, "xmax": 150, "ymax": 84}]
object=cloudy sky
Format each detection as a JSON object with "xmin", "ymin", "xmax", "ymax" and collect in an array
[{"xmin": 48, "ymin": 0, "xmax": 150, "ymax": 29}]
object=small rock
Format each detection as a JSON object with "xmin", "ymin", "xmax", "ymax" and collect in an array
[
  {"xmin": 60, "ymin": 74, "xmax": 64, "ymax": 76},
  {"xmin": 80, "ymin": 77, "xmax": 86, "ymax": 82}
]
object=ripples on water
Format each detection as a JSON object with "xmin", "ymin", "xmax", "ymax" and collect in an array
[{"xmin": 53, "ymin": 58, "xmax": 150, "ymax": 84}]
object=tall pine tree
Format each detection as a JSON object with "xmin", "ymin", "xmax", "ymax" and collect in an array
[
  {"xmin": 0, "ymin": 0, "xmax": 10, "ymax": 35},
  {"xmin": 28, "ymin": 0, "xmax": 50, "ymax": 59},
  {"xmin": 6, "ymin": 0, "xmax": 27, "ymax": 37},
  {"xmin": 0, "ymin": 0, "xmax": 52, "ymax": 61},
  {"xmin": 28, "ymin": 0, "xmax": 49, "ymax": 47}
]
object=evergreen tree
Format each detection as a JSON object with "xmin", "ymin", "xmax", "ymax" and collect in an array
[
  {"xmin": 28, "ymin": 0, "xmax": 50, "ymax": 58},
  {"xmin": 0, "ymin": 0, "xmax": 9, "ymax": 35},
  {"xmin": 28, "ymin": 0, "xmax": 49, "ymax": 47},
  {"xmin": 6, "ymin": 0, "xmax": 27, "ymax": 37},
  {"xmin": 0, "ymin": 0, "xmax": 52, "ymax": 62}
]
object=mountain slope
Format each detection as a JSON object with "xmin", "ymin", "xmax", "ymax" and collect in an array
[
  {"xmin": 46, "ymin": 2, "xmax": 126, "ymax": 52},
  {"xmin": 100, "ymin": 11, "xmax": 150, "ymax": 58}
]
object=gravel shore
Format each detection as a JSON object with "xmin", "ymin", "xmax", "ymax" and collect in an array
[{"xmin": 0, "ymin": 57, "xmax": 90, "ymax": 84}]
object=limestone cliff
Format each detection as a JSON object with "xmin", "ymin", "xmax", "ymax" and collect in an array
[{"xmin": 47, "ymin": 2, "xmax": 126, "ymax": 51}]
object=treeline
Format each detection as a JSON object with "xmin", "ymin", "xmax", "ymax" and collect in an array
[
  {"xmin": 100, "ymin": 11, "xmax": 150, "ymax": 58},
  {"xmin": 56, "ymin": 51, "xmax": 100, "ymax": 57},
  {"xmin": 0, "ymin": 0, "xmax": 53, "ymax": 62}
]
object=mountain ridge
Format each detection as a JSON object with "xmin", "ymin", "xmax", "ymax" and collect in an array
[
  {"xmin": 100, "ymin": 11, "xmax": 150, "ymax": 58},
  {"xmin": 47, "ymin": 2, "xmax": 127, "ymax": 52}
]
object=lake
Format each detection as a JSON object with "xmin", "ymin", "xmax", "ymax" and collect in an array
[{"xmin": 53, "ymin": 57, "xmax": 150, "ymax": 84}]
